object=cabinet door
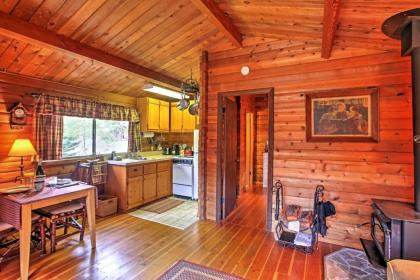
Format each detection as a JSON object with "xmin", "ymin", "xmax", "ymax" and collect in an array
[
  {"xmin": 127, "ymin": 176, "xmax": 143, "ymax": 207},
  {"xmin": 159, "ymin": 101, "xmax": 170, "ymax": 132},
  {"xmin": 147, "ymin": 98, "xmax": 160, "ymax": 131},
  {"xmin": 143, "ymin": 173, "xmax": 157, "ymax": 202},
  {"xmin": 157, "ymin": 170, "xmax": 171, "ymax": 198},
  {"xmin": 182, "ymin": 110, "xmax": 196, "ymax": 131},
  {"xmin": 170, "ymin": 103, "xmax": 183, "ymax": 132}
]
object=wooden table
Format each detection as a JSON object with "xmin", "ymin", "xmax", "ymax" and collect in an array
[{"xmin": 0, "ymin": 184, "xmax": 96, "ymax": 280}]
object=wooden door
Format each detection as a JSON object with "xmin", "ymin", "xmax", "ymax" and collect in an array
[
  {"xmin": 159, "ymin": 101, "xmax": 170, "ymax": 132},
  {"xmin": 245, "ymin": 112, "xmax": 254, "ymax": 190},
  {"xmin": 170, "ymin": 103, "xmax": 183, "ymax": 132},
  {"xmin": 143, "ymin": 173, "xmax": 157, "ymax": 203},
  {"xmin": 157, "ymin": 170, "xmax": 171, "ymax": 198},
  {"xmin": 222, "ymin": 97, "xmax": 238, "ymax": 219},
  {"xmin": 127, "ymin": 176, "xmax": 143, "ymax": 207},
  {"xmin": 147, "ymin": 98, "xmax": 160, "ymax": 131},
  {"xmin": 182, "ymin": 110, "xmax": 196, "ymax": 131}
]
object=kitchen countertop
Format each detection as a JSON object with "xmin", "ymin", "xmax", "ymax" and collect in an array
[{"xmin": 107, "ymin": 157, "xmax": 173, "ymax": 166}]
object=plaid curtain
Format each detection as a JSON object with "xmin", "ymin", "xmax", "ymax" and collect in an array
[
  {"xmin": 36, "ymin": 95, "xmax": 140, "ymax": 157},
  {"xmin": 128, "ymin": 122, "xmax": 141, "ymax": 152},
  {"xmin": 36, "ymin": 114, "xmax": 63, "ymax": 160},
  {"xmin": 36, "ymin": 95, "xmax": 139, "ymax": 122}
]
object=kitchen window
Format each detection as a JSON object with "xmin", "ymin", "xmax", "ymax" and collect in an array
[{"xmin": 62, "ymin": 116, "xmax": 128, "ymax": 158}]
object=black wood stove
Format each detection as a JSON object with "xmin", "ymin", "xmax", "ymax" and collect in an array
[{"xmin": 361, "ymin": 8, "xmax": 420, "ymax": 267}]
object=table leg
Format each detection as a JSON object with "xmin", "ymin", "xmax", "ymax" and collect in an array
[
  {"xmin": 20, "ymin": 204, "xmax": 32, "ymax": 280},
  {"xmin": 86, "ymin": 189, "xmax": 96, "ymax": 249}
]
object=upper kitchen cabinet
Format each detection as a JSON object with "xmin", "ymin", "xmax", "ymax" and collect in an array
[
  {"xmin": 159, "ymin": 101, "xmax": 170, "ymax": 131},
  {"xmin": 137, "ymin": 97, "xmax": 170, "ymax": 132},
  {"xmin": 170, "ymin": 103, "xmax": 183, "ymax": 132},
  {"xmin": 182, "ymin": 110, "xmax": 197, "ymax": 131},
  {"xmin": 170, "ymin": 103, "xmax": 197, "ymax": 132}
]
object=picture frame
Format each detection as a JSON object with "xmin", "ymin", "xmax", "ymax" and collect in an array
[{"xmin": 305, "ymin": 87, "xmax": 379, "ymax": 142}]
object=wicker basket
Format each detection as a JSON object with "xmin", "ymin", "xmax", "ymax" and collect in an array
[{"xmin": 96, "ymin": 195, "xmax": 117, "ymax": 217}]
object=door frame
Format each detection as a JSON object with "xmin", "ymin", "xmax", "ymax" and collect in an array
[{"xmin": 216, "ymin": 88, "xmax": 274, "ymax": 231}]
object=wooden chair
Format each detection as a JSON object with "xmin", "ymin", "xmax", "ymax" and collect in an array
[
  {"xmin": 35, "ymin": 202, "xmax": 86, "ymax": 253},
  {"xmin": 36, "ymin": 160, "xmax": 102, "ymax": 253},
  {"xmin": 75, "ymin": 160, "xmax": 107, "ymax": 195},
  {"xmin": 0, "ymin": 215, "xmax": 46, "ymax": 270}
]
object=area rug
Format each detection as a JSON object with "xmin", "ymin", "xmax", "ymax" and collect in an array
[
  {"xmin": 129, "ymin": 198, "xmax": 198, "ymax": 230},
  {"xmin": 157, "ymin": 260, "xmax": 244, "ymax": 280},
  {"xmin": 141, "ymin": 198, "xmax": 184, "ymax": 214},
  {"xmin": 324, "ymin": 248, "xmax": 386, "ymax": 280}
]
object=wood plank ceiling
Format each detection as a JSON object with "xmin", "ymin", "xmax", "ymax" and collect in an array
[
  {"xmin": 215, "ymin": 0, "xmax": 420, "ymax": 51},
  {"xmin": 0, "ymin": 0, "xmax": 419, "ymax": 97},
  {"xmin": 0, "ymin": 0, "xmax": 228, "ymax": 97}
]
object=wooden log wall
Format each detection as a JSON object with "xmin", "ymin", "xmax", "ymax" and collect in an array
[
  {"xmin": 205, "ymin": 37, "xmax": 413, "ymax": 248},
  {"xmin": 0, "ymin": 83, "xmax": 36, "ymax": 183}
]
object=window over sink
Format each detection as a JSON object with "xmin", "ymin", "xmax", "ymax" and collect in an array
[{"xmin": 62, "ymin": 116, "xmax": 128, "ymax": 158}]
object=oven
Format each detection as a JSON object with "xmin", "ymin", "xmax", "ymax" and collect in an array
[{"xmin": 172, "ymin": 157, "xmax": 194, "ymax": 198}]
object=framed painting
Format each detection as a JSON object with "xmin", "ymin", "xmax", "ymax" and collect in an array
[{"xmin": 305, "ymin": 87, "xmax": 379, "ymax": 142}]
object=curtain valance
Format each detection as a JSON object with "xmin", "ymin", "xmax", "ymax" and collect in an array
[{"xmin": 36, "ymin": 95, "xmax": 139, "ymax": 122}]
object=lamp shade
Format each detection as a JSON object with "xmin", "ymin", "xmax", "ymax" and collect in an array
[{"xmin": 8, "ymin": 139, "xmax": 37, "ymax": 157}]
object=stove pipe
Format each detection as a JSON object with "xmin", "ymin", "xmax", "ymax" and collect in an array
[{"xmin": 382, "ymin": 9, "xmax": 420, "ymax": 212}]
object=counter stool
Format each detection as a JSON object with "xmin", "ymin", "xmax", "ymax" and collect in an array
[{"xmin": 35, "ymin": 201, "xmax": 86, "ymax": 253}]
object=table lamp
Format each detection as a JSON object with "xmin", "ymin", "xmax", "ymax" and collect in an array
[{"xmin": 8, "ymin": 139, "xmax": 37, "ymax": 182}]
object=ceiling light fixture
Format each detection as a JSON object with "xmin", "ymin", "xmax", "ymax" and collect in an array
[{"xmin": 143, "ymin": 84, "xmax": 188, "ymax": 100}]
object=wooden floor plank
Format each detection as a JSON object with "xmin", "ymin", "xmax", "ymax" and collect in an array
[{"xmin": 0, "ymin": 188, "xmax": 340, "ymax": 279}]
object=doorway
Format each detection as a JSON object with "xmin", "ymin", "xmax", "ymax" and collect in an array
[{"xmin": 216, "ymin": 88, "xmax": 274, "ymax": 231}]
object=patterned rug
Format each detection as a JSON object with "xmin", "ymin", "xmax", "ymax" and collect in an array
[
  {"xmin": 141, "ymin": 198, "xmax": 184, "ymax": 214},
  {"xmin": 157, "ymin": 260, "xmax": 244, "ymax": 280},
  {"xmin": 324, "ymin": 248, "xmax": 386, "ymax": 280}
]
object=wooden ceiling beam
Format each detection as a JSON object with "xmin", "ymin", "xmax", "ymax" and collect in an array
[
  {"xmin": 0, "ymin": 12, "xmax": 181, "ymax": 88},
  {"xmin": 321, "ymin": 0, "xmax": 341, "ymax": 59},
  {"xmin": 190, "ymin": 0, "xmax": 243, "ymax": 48}
]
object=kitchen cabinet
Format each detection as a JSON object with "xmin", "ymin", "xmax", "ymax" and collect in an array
[
  {"xmin": 106, "ymin": 159, "xmax": 172, "ymax": 212},
  {"xmin": 182, "ymin": 110, "xmax": 196, "ymax": 131},
  {"xmin": 137, "ymin": 97, "xmax": 169, "ymax": 132},
  {"xmin": 170, "ymin": 102, "xmax": 197, "ymax": 132},
  {"xmin": 143, "ymin": 173, "xmax": 157, "ymax": 203},
  {"xmin": 170, "ymin": 103, "xmax": 183, "ymax": 132},
  {"xmin": 157, "ymin": 165, "xmax": 171, "ymax": 198},
  {"xmin": 160, "ymin": 101, "xmax": 170, "ymax": 131},
  {"xmin": 127, "ymin": 176, "xmax": 143, "ymax": 207}
]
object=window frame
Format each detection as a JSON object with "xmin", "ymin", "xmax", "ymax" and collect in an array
[{"xmin": 61, "ymin": 116, "xmax": 129, "ymax": 159}]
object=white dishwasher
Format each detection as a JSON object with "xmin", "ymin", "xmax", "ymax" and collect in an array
[{"xmin": 172, "ymin": 157, "xmax": 194, "ymax": 198}]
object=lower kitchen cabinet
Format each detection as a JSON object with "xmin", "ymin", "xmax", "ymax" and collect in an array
[
  {"xmin": 127, "ymin": 176, "xmax": 143, "ymax": 208},
  {"xmin": 143, "ymin": 173, "xmax": 157, "ymax": 203},
  {"xmin": 157, "ymin": 170, "xmax": 171, "ymax": 198},
  {"xmin": 106, "ymin": 160, "xmax": 173, "ymax": 212}
]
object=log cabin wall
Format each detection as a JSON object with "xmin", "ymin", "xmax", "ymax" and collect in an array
[
  {"xmin": 205, "ymin": 37, "xmax": 414, "ymax": 248},
  {"xmin": 0, "ymin": 83, "xmax": 36, "ymax": 183}
]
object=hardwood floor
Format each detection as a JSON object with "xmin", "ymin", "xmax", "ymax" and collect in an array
[{"xmin": 0, "ymin": 188, "xmax": 340, "ymax": 279}]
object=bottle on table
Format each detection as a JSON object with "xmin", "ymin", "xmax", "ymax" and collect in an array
[{"xmin": 34, "ymin": 160, "xmax": 46, "ymax": 192}]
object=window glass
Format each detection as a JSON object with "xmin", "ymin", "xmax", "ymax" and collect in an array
[
  {"xmin": 62, "ymin": 116, "xmax": 93, "ymax": 157},
  {"xmin": 96, "ymin": 119, "xmax": 129, "ymax": 154}
]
